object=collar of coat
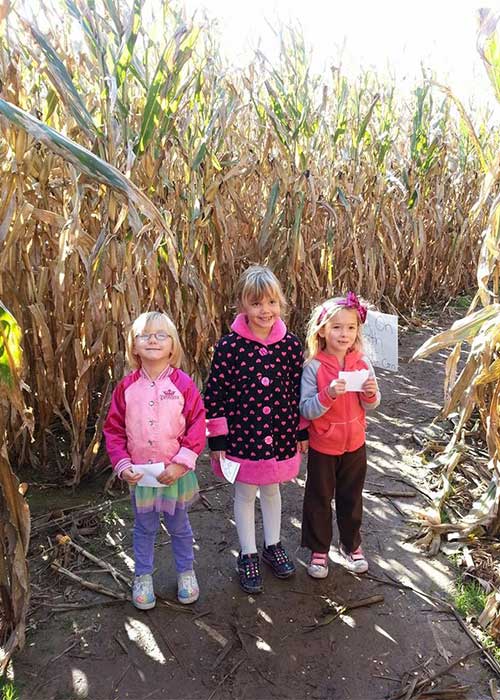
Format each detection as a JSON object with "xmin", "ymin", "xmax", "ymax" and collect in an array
[{"xmin": 231, "ymin": 313, "xmax": 288, "ymax": 346}]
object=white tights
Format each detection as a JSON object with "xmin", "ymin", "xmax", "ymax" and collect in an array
[{"xmin": 234, "ymin": 482, "xmax": 282, "ymax": 554}]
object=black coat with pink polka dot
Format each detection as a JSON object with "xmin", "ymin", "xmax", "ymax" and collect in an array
[{"xmin": 205, "ymin": 332, "xmax": 305, "ymax": 461}]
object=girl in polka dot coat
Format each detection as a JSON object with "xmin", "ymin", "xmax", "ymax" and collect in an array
[{"xmin": 204, "ymin": 266, "xmax": 308, "ymax": 594}]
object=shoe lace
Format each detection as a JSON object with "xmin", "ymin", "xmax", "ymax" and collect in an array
[
  {"xmin": 243, "ymin": 557, "xmax": 260, "ymax": 579},
  {"xmin": 179, "ymin": 572, "xmax": 196, "ymax": 589},
  {"xmin": 269, "ymin": 545, "xmax": 289, "ymax": 564},
  {"xmin": 135, "ymin": 576, "xmax": 152, "ymax": 595}
]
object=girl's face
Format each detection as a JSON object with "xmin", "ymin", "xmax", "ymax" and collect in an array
[
  {"xmin": 319, "ymin": 308, "xmax": 359, "ymax": 359},
  {"xmin": 242, "ymin": 293, "xmax": 281, "ymax": 339},
  {"xmin": 133, "ymin": 324, "xmax": 173, "ymax": 367}
]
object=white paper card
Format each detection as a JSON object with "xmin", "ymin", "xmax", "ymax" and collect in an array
[
  {"xmin": 131, "ymin": 461, "xmax": 165, "ymax": 487},
  {"xmin": 364, "ymin": 310, "xmax": 398, "ymax": 372},
  {"xmin": 220, "ymin": 457, "xmax": 241, "ymax": 484},
  {"xmin": 338, "ymin": 369, "xmax": 369, "ymax": 392}
]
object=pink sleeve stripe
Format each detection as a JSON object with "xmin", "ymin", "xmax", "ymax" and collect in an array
[
  {"xmin": 172, "ymin": 446, "xmax": 198, "ymax": 471},
  {"xmin": 206, "ymin": 416, "xmax": 228, "ymax": 437},
  {"xmin": 115, "ymin": 458, "xmax": 132, "ymax": 478}
]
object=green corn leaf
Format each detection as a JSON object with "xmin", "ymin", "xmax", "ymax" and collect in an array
[
  {"xmin": 28, "ymin": 23, "xmax": 100, "ymax": 138},
  {"xmin": 135, "ymin": 27, "xmax": 195, "ymax": 156},
  {"xmin": 102, "ymin": 0, "xmax": 124, "ymax": 36},
  {"xmin": 408, "ymin": 188, "xmax": 419, "ymax": 209},
  {"xmin": 44, "ymin": 88, "xmax": 59, "ymax": 123},
  {"xmin": 0, "ymin": 302, "xmax": 22, "ymax": 388},
  {"xmin": 293, "ymin": 191, "xmax": 305, "ymax": 237},
  {"xmin": 356, "ymin": 93, "xmax": 380, "ymax": 146},
  {"xmin": 336, "ymin": 187, "xmax": 350, "ymax": 212},
  {"xmin": 115, "ymin": 0, "xmax": 142, "ymax": 88},
  {"xmin": 192, "ymin": 142, "xmax": 207, "ymax": 171}
]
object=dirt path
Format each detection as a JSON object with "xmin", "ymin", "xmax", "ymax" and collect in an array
[{"xmin": 16, "ymin": 311, "xmax": 496, "ymax": 700}]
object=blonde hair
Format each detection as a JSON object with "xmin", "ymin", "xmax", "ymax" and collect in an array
[
  {"xmin": 126, "ymin": 311, "xmax": 183, "ymax": 369},
  {"xmin": 236, "ymin": 265, "xmax": 286, "ymax": 311},
  {"xmin": 305, "ymin": 297, "xmax": 364, "ymax": 361}
]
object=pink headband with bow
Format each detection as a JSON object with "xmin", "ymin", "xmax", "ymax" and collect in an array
[{"xmin": 317, "ymin": 291, "xmax": 367, "ymax": 325}]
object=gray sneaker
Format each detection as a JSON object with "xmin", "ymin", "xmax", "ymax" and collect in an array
[{"xmin": 132, "ymin": 573, "xmax": 156, "ymax": 610}]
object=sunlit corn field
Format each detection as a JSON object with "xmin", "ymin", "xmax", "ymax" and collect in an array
[
  {"xmin": 0, "ymin": 0, "xmax": 497, "ymax": 486},
  {"xmin": 2, "ymin": 0, "xmax": 500, "ymax": 675}
]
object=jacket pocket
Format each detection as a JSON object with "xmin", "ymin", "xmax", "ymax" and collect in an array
[
  {"xmin": 316, "ymin": 422, "xmax": 337, "ymax": 439},
  {"xmin": 347, "ymin": 416, "xmax": 365, "ymax": 449}
]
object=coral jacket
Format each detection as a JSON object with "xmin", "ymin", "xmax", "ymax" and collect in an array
[
  {"xmin": 103, "ymin": 366, "xmax": 206, "ymax": 478},
  {"xmin": 300, "ymin": 350, "xmax": 380, "ymax": 455}
]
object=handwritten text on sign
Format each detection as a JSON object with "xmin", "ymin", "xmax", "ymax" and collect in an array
[{"xmin": 364, "ymin": 310, "xmax": 398, "ymax": 372}]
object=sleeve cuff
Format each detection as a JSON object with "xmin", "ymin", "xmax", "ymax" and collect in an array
[
  {"xmin": 115, "ymin": 458, "xmax": 132, "ymax": 480},
  {"xmin": 206, "ymin": 416, "xmax": 228, "ymax": 438},
  {"xmin": 318, "ymin": 387, "xmax": 336, "ymax": 407},
  {"xmin": 297, "ymin": 428, "xmax": 309, "ymax": 441},
  {"xmin": 298, "ymin": 415, "xmax": 310, "ymax": 431},
  {"xmin": 208, "ymin": 435, "xmax": 228, "ymax": 451},
  {"xmin": 172, "ymin": 446, "xmax": 198, "ymax": 471}
]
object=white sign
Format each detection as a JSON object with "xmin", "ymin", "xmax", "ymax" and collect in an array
[
  {"xmin": 364, "ymin": 310, "xmax": 398, "ymax": 372},
  {"xmin": 338, "ymin": 369, "xmax": 370, "ymax": 392},
  {"xmin": 131, "ymin": 462, "xmax": 165, "ymax": 487}
]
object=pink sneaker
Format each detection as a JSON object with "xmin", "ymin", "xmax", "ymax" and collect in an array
[
  {"xmin": 307, "ymin": 552, "xmax": 329, "ymax": 579},
  {"xmin": 338, "ymin": 544, "xmax": 368, "ymax": 574}
]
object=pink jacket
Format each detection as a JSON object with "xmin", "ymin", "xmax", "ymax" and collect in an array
[{"xmin": 103, "ymin": 366, "xmax": 206, "ymax": 478}]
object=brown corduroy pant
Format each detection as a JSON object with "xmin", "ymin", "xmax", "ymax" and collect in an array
[{"xmin": 301, "ymin": 444, "xmax": 367, "ymax": 554}]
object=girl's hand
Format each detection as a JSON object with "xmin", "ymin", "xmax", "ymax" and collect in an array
[
  {"xmin": 211, "ymin": 450, "xmax": 226, "ymax": 461},
  {"xmin": 157, "ymin": 463, "xmax": 187, "ymax": 486},
  {"xmin": 328, "ymin": 378, "xmax": 346, "ymax": 398},
  {"xmin": 297, "ymin": 440, "xmax": 309, "ymax": 454},
  {"xmin": 121, "ymin": 467, "xmax": 143, "ymax": 485},
  {"xmin": 361, "ymin": 378, "xmax": 378, "ymax": 397}
]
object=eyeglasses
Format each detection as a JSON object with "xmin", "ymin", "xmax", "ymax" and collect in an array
[{"xmin": 135, "ymin": 332, "xmax": 169, "ymax": 343}]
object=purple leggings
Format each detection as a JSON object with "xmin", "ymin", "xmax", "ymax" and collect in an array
[{"xmin": 132, "ymin": 498, "xmax": 195, "ymax": 576}]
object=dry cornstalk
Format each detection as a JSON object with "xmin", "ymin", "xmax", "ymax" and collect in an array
[
  {"xmin": 50, "ymin": 561, "xmax": 128, "ymax": 601},
  {"xmin": 389, "ymin": 648, "xmax": 480, "ymax": 700},
  {"xmin": 303, "ymin": 594, "xmax": 384, "ymax": 632},
  {"xmin": 54, "ymin": 534, "xmax": 131, "ymax": 587}
]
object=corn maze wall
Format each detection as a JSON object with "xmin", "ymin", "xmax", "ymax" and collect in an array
[{"xmin": 0, "ymin": 0, "xmax": 495, "ymax": 484}]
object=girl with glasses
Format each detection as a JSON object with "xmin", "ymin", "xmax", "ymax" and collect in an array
[{"xmin": 103, "ymin": 311, "xmax": 205, "ymax": 609}]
